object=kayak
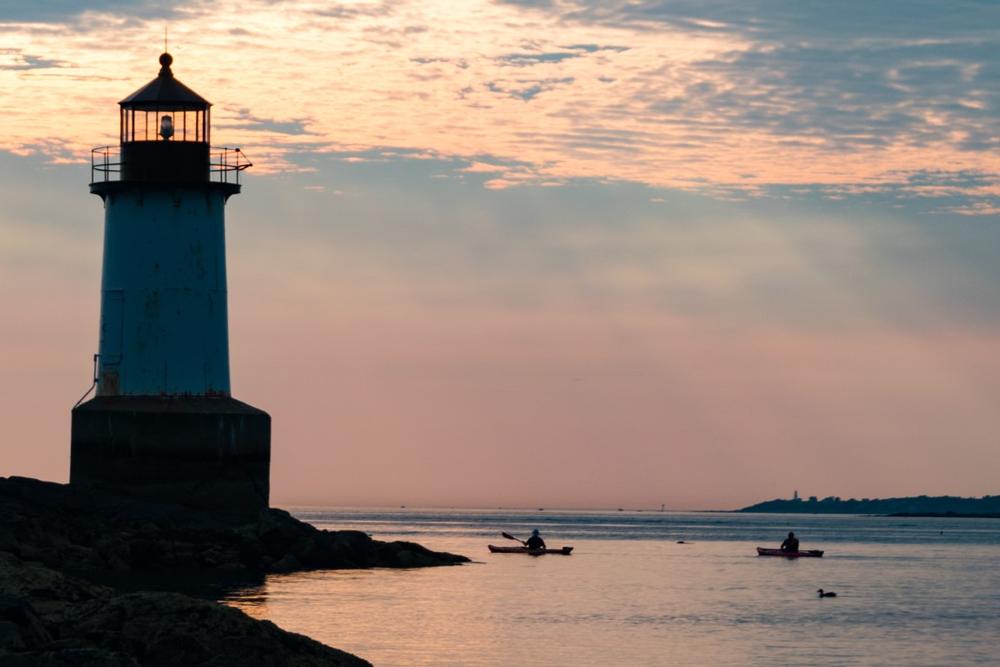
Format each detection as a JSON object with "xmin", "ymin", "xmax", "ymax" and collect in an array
[
  {"xmin": 488, "ymin": 545, "xmax": 573, "ymax": 555},
  {"xmin": 757, "ymin": 547, "xmax": 824, "ymax": 558}
]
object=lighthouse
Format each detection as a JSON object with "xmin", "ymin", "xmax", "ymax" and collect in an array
[{"xmin": 70, "ymin": 53, "xmax": 270, "ymax": 515}]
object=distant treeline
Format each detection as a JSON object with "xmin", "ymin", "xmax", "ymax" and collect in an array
[{"xmin": 739, "ymin": 495, "xmax": 1000, "ymax": 515}]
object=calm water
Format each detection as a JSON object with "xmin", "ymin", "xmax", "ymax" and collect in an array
[{"xmin": 223, "ymin": 509, "xmax": 1000, "ymax": 666}]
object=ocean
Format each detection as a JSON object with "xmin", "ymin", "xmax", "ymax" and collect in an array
[{"xmin": 222, "ymin": 508, "xmax": 1000, "ymax": 666}]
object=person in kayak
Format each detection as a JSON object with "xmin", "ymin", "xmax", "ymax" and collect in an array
[
  {"xmin": 780, "ymin": 531, "xmax": 800, "ymax": 552},
  {"xmin": 525, "ymin": 529, "xmax": 546, "ymax": 550}
]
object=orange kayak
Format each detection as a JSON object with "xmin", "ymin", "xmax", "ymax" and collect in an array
[
  {"xmin": 757, "ymin": 547, "xmax": 824, "ymax": 557},
  {"xmin": 488, "ymin": 545, "xmax": 573, "ymax": 555}
]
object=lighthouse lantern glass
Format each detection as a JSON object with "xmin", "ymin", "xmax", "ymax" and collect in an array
[{"xmin": 120, "ymin": 107, "xmax": 209, "ymax": 144}]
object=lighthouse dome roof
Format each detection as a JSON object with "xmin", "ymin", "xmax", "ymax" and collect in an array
[{"xmin": 119, "ymin": 53, "xmax": 210, "ymax": 110}]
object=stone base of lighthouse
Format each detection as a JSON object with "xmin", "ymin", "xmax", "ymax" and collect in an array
[{"xmin": 70, "ymin": 396, "xmax": 270, "ymax": 518}]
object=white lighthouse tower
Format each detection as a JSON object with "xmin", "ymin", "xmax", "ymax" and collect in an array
[{"xmin": 71, "ymin": 53, "xmax": 270, "ymax": 515}]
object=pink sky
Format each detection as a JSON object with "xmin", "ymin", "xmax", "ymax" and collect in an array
[{"xmin": 1, "ymin": 1, "xmax": 999, "ymax": 508}]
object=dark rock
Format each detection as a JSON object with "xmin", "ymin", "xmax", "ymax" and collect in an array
[
  {"xmin": 0, "ymin": 647, "xmax": 139, "ymax": 666},
  {"xmin": 0, "ymin": 476, "xmax": 469, "ymax": 665},
  {"xmin": 0, "ymin": 594, "xmax": 53, "ymax": 649},
  {"xmin": 0, "ymin": 476, "xmax": 467, "ymax": 581},
  {"xmin": 63, "ymin": 591, "xmax": 367, "ymax": 666},
  {"xmin": 271, "ymin": 554, "xmax": 302, "ymax": 573}
]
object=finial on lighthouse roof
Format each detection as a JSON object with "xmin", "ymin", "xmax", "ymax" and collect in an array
[
  {"xmin": 158, "ymin": 52, "xmax": 173, "ymax": 76},
  {"xmin": 120, "ymin": 52, "xmax": 209, "ymax": 108}
]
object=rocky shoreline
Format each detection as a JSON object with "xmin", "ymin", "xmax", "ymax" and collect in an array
[{"xmin": 0, "ymin": 476, "xmax": 469, "ymax": 665}]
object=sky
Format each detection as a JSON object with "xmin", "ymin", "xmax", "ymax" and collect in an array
[{"xmin": 1, "ymin": 0, "xmax": 999, "ymax": 510}]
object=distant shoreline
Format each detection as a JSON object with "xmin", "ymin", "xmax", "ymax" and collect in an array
[
  {"xmin": 738, "ymin": 494, "xmax": 1000, "ymax": 516},
  {"xmin": 888, "ymin": 512, "xmax": 1000, "ymax": 519}
]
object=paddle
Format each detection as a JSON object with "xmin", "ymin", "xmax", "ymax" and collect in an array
[{"xmin": 501, "ymin": 531, "xmax": 527, "ymax": 546}]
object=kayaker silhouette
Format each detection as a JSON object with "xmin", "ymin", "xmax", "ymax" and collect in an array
[
  {"xmin": 525, "ymin": 529, "xmax": 546, "ymax": 550},
  {"xmin": 780, "ymin": 531, "xmax": 799, "ymax": 552}
]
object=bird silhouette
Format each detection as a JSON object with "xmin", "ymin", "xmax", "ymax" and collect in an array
[{"xmin": 817, "ymin": 589, "xmax": 837, "ymax": 598}]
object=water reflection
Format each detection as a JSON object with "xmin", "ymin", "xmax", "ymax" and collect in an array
[{"xmin": 221, "ymin": 511, "xmax": 1000, "ymax": 666}]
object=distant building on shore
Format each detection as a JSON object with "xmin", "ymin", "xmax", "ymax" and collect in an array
[{"xmin": 70, "ymin": 52, "xmax": 269, "ymax": 516}]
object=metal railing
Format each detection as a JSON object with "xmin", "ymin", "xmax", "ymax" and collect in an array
[
  {"xmin": 210, "ymin": 147, "xmax": 253, "ymax": 184},
  {"xmin": 90, "ymin": 145, "xmax": 253, "ymax": 184},
  {"xmin": 91, "ymin": 146, "xmax": 121, "ymax": 183}
]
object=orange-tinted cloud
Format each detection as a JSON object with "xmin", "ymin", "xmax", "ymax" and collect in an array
[{"xmin": 1, "ymin": 0, "xmax": 997, "ymax": 211}]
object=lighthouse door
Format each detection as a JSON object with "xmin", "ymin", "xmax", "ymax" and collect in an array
[{"xmin": 99, "ymin": 289, "xmax": 124, "ymax": 395}]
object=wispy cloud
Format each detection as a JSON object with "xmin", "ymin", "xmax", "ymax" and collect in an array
[
  {"xmin": 0, "ymin": 0, "xmax": 185, "ymax": 23},
  {"xmin": 216, "ymin": 108, "xmax": 314, "ymax": 136},
  {"xmin": 944, "ymin": 201, "xmax": 1000, "ymax": 216},
  {"xmin": 486, "ymin": 76, "xmax": 575, "ymax": 100},
  {"xmin": 560, "ymin": 44, "xmax": 629, "ymax": 54},
  {"xmin": 309, "ymin": 1, "xmax": 397, "ymax": 20},
  {"xmin": 0, "ymin": 49, "xmax": 70, "ymax": 70},
  {"xmin": 0, "ymin": 0, "xmax": 996, "ymax": 211},
  {"xmin": 497, "ymin": 52, "xmax": 580, "ymax": 66}
]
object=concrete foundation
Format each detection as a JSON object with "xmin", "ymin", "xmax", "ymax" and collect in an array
[{"xmin": 70, "ymin": 396, "xmax": 270, "ymax": 517}]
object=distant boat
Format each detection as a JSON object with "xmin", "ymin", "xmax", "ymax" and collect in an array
[{"xmin": 757, "ymin": 547, "xmax": 824, "ymax": 558}]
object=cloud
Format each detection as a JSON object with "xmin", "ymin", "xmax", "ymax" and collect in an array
[
  {"xmin": 216, "ymin": 109, "xmax": 313, "ymax": 136},
  {"xmin": 0, "ymin": 49, "xmax": 70, "ymax": 70},
  {"xmin": 0, "ymin": 0, "xmax": 997, "ymax": 207},
  {"xmin": 0, "ymin": 0, "xmax": 187, "ymax": 23},
  {"xmin": 806, "ymin": 170, "xmax": 1000, "ymax": 216},
  {"xmin": 497, "ymin": 52, "xmax": 580, "ymax": 66},
  {"xmin": 309, "ymin": 2, "xmax": 396, "ymax": 20},
  {"xmin": 676, "ymin": 40, "xmax": 999, "ymax": 152},
  {"xmin": 560, "ymin": 43, "xmax": 629, "ymax": 53},
  {"xmin": 461, "ymin": 161, "xmax": 508, "ymax": 173},
  {"xmin": 537, "ymin": 0, "xmax": 1000, "ymax": 42},
  {"xmin": 486, "ymin": 77, "xmax": 575, "ymax": 100},
  {"xmin": 484, "ymin": 0, "xmax": 999, "ymax": 193},
  {"xmin": 495, "ymin": 44, "xmax": 629, "ymax": 67},
  {"xmin": 943, "ymin": 202, "xmax": 1000, "ymax": 216}
]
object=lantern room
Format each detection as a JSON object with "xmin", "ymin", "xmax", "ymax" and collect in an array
[
  {"xmin": 117, "ymin": 52, "xmax": 212, "ymax": 183},
  {"xmin": 120, "ymin": 53, "xmax": 210, "ymax": 144}
]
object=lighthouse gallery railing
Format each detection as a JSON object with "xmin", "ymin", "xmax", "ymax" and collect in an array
[{"xmin": 90, "ymin": 146, "xmax": 253, "ymax": 185}]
